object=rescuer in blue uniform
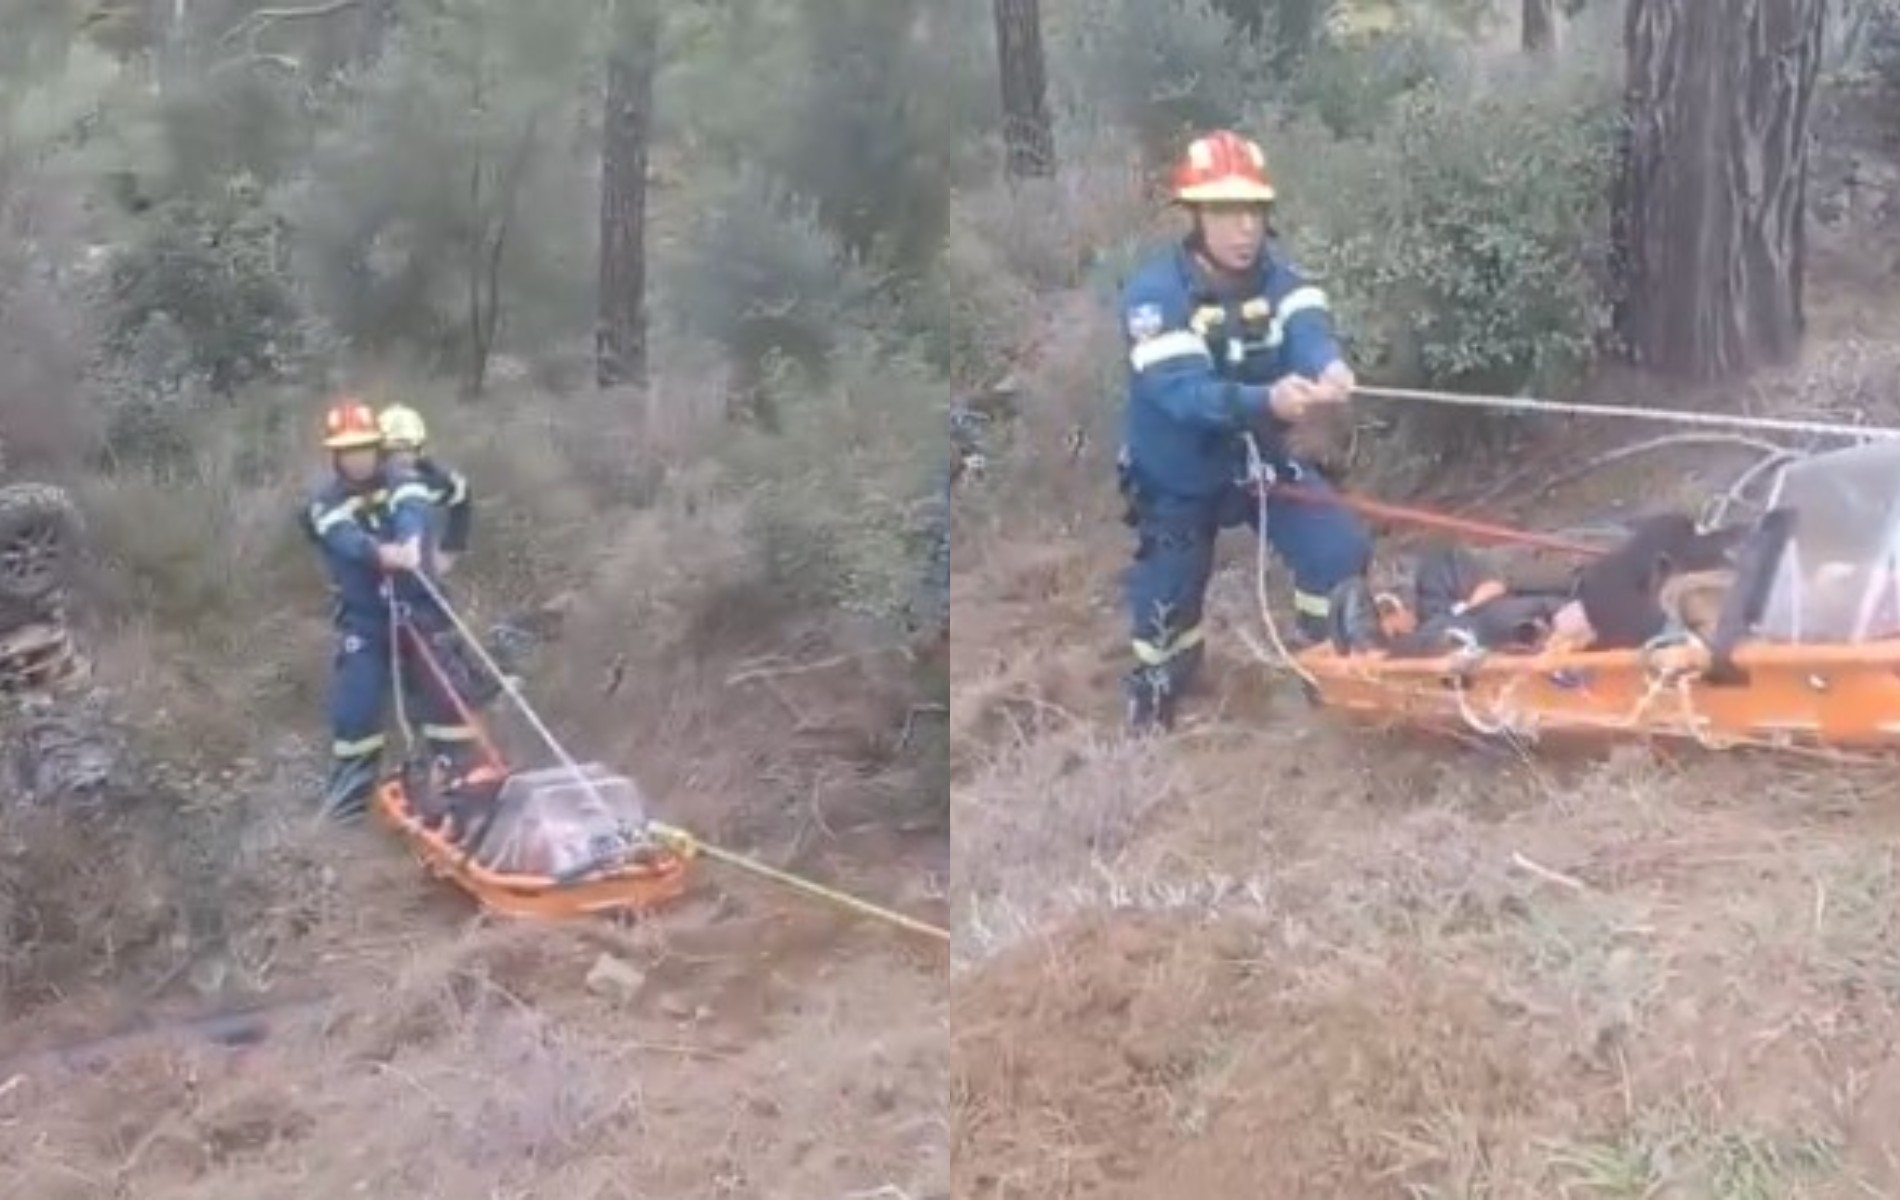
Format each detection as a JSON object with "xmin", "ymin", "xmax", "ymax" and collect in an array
[
  {"xmin": 1118, "ymin": 129, "xmax": 1371, "ymax": 731},
  {"xmin": 374, "ymin": 401, "xmax": 507, "ymax": 708},
  {"xmin": 303, "ymin": 399, "xmax": 479, "ymax": 821},
  {"xmin": 377, "ymin": 404, "xmax": 474, "ymax": 570}
]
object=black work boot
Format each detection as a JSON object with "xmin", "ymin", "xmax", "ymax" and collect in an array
[
  {"xmin": 403, "ymin": 752, "xmax": 453, "ymax": 829},
  {"xmin": 1122, "ymin": 664, "xmax": 1178, "ymax": 734},
  {"xmin": 320, "ymin": 757, "xmax": 380, "ymax": 823}
]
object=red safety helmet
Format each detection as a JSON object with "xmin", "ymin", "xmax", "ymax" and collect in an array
[
  {"xmin": 1171, "ymin": 130, "xmax": 1277, "ymax": 205},
  {"xmin": 321, "ymin": 398, "xmax": 384, "ymax": 450}
]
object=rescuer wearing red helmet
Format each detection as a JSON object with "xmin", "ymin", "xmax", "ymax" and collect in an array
[
  {"xmin": 1115, "ymin": 129, "xmax": 1370, "ymax": 731},
  {"xmin": 301, "ymin": 398, "xmax": 478, "ymax": 820}
]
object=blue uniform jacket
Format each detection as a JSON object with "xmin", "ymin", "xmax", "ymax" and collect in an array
[
  {"xmin": 302, "ymin": 466, "xmax": 438, "ymax": 634},
  {"xmin": 411, "ymin": 456, "xmax": 473, "ymax": 555},
  {"xmin": 1119, "ymin": 240, "xmax": 1342, "ymax": 502}
]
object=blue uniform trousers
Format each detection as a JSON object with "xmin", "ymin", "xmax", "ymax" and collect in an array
[
  {"xmin": 1123, "ymin": 463, "xmax": 1370, "ymax": 717},
  {"xmin": 322, "ymin": 607, "xmax": 482, "ymax": 820}
]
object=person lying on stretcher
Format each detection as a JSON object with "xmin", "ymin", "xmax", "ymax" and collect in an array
[
  {"xmin": 1328, "ymin": 514, "xmax": 1748, "ymax": 659},
  {"xmin": 401, "ymin": 755, "xmax": 663, "ymax": 880}
]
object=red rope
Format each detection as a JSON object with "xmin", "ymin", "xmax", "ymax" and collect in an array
[
  {"xmin": 1271, "ymin": 482, "xmax": 1606, "ymax": 558},
  {"xmin": 398, "ymin": 622, "xmax": 508, "ymax": 772}
]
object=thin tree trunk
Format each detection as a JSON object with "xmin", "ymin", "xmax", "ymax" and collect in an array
[
  {"xmin": 1615, "ymin": 0, "xmax": 1827, "ymax": 381},
  {"xmin": 1522, "ymin": 0, "xmax": 1555, "ymax": 52},
  {"xmin": 993, "ymin": 0, "xmax": 1055, "ymax": 179},
  {"xmin": 596, "ymin": 0, "xmax": 660, "ymax": 389}
]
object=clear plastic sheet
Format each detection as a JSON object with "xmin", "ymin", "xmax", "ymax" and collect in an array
[
  {"xmin": 468, "ymin": 762, "xmax": 653, "ymax": 878},
  {"xmin": 1759, "ymin": 441, "xmax": 1900, "ymax": 643}
]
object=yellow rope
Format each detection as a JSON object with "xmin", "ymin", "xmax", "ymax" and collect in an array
[
  {"xmin": 393, "ymin": 576, "xmax": 948, "ymax": 943},
  {"xmin": 649, "ymin": 822, "xmax": 950, "ymax": 943}
]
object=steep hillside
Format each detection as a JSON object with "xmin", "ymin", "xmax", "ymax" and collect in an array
[
  {"xmin": 0, "ymin": 1, "xmax": 952, "ymax": 1196},
  {"xmin": 950, "ymin": 7, "xmax": 1900, "ymax": 1196}
]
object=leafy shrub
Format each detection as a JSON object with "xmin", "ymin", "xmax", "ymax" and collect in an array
[
  {"xmin": 1050, "ymin": 0, "xmax": 1261, "ymax": 165},
  {"xmin": 285, "ymin": 3, "xmax": 597, "ymax": 376},
  {"xmin": 1207, "ymin": 0, "xmax": 1336, "ymax": 69},
  {"xmin": 662, "ymin": 165, "xmax": 881, "ymax": 429},
  {"xmin": 766, "ymin": 0, "xmax": 989, "ymax": 274},
  {"xmin": 1259, "ymin": 67, "xmax": 1617, "ymax": 479},
  {"xmin": 100, "ymin": 184, "xmax": 306, "ymax": 395},
  {"xmin": 725, "ymin": 335, "xmax": 947, "ymax": 621},
  {"xmin": 1285, "ymin": 25, "xmax": 1459, "ymax": 137}
]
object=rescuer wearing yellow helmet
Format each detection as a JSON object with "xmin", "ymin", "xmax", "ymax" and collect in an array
[{"xmin": 377, "ymin": 404, "xmax": 473, "ymax": 574}]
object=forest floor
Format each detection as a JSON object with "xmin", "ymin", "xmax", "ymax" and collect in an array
[
  {"xmin": 949, "ymin": 80, "xmax": 1900, "ymax": 1200},
  {"xmin": 0, "ymin": 484, "xmax": 950, "ymax": 1195}
]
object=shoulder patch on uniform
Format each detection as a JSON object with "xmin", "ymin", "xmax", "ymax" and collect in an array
[{"xmin": 1125, "ymin": 302, "xmax": 1164, "ymax": 342}]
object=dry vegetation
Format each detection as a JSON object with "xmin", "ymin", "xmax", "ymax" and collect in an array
[
  {"xmin": 0, "ymin": 0, "xmax": 949, "ymax": 1195},
  {"xmin": 0, "ymin": 368, "xmax": 949, "ymax": 1196},
  {"xmin": 951, "ymin": 2, "xmax": 1900, "ymax": 1197}
]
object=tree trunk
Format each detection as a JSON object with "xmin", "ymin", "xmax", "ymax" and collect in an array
[
  {"xmin": 1614, "ymin": 0, "xmax": 1827, "ymax": 382},
  {"xmin": 596, "ymin": 0, "xmax": 660, "ymax": 390},
  {"xmin": 993, "ymin": 0, "xmax": 1055, "ymax": 179},
  {"xmin": 1522, "ymin": 0, "xmax": 1556, "ymax": 52}
]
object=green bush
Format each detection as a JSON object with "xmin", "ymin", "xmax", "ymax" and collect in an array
[
  {"xmin": 285, "ymin": 2, "xmax": 598, "ymax": 374},
  {"xmin": 1262, "ymin": 68, "xmax": 1619, "ymax": 478},
  {"xmin": 766, "ymin": 0, "xmax": 989, "ymax": 274},
  {"xmin": 1284, "ymin": 25, "xmax": 1458, "ymax": 138},
  {"xmin": 1050, "ymin": 0, "xmax": 1262, "ymax": 165},
  {"xmin": 661, "ymin": 166, "xmax": 876, "ymax": 421},
  {"xmin": 725, "ymin": 335, "xmax": 947, "ymax": 620},
  {"xmin": 1207, "ymin": 0, "xmax": 1335, "ymax": 69},
  {"xmin": 100, "ymin": 185, "xmax": 306, "ymax": 395}
]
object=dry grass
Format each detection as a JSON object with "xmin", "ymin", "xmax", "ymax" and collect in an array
[
  {"xmin": 951, "ymin": 490, "xmax": 1900, "ymax": 1195},
  {"xmin": 949, "ymin": 108, "xmax": 1900, "ymax": 1195},
  {"xmin": 0, "ymin": 349, "xmax": 946, "ymax": 1195},
  {"xmin": 951, "ymin": 554, "xmax": 1900, "ymax": 1195},
  {"xmin": 0, "ymin": 918, "xmax": 945, "ymax": 1199}
]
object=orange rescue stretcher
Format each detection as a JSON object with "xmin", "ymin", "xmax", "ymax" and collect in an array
[
  {"xmin": 372, "ymin": 762, "xmax": 692, "ymax": 919},
  {"xmin": 370, "ymin": 621, "xmax": 693, "ymax": 920},
  {"xmin": 1289, "ymin": 441, "xmax": 1900, "ymax": 753}
]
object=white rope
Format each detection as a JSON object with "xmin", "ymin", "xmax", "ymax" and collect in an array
[
  {"xmin": 386, "ymin": 586, "xmax": 415, "ymax": 753},
  {"xmin": 1242, "ymin": 434, "xmax": 1320, "ymax": 690},
  {"xmin": 405, "ymin": 569, "xmax": 646, "ymax": 843},
  {"xmin": 1354, "ymin": 384, "xmax": 1900, "ymax": 442}
]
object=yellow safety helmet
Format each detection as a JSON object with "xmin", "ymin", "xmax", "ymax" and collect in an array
[{"xmin": 377, "ymin": 404, "xmax": 429, "ymax": 450}]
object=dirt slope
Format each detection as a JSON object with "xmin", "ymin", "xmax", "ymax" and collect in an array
[
  {"xmin": 0, "ymin": 603, "xmax": 948, "ymax": 1198},
  {"xmin": 950, "ymin": 95, "xmax": 1900, "ymax": 1193},
  {"xmin": 952, "ymin": 455, "xmax": 1900, "ymax": 1195}
]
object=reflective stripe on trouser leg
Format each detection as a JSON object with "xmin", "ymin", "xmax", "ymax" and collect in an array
[
  {"xmin": 1132, "ymin": 621, "xmax": 1205, "ymax": 666},
  {"xmin": 325, "ymin": 630, "xmax": 390, "ymax": 818},
  {"xmin": 421, "ymin": 724, "xmax": 479, "ymax": 764},
  {"xmin": 1125, "ymin": 505, "xmax": 1218, "ymax": 723},
  {"xmin": 400, "ymin": 637, "xmax": 481, "ymax": 767},
  {"xmin": 1264, "ymin": 468, "xmax": 1373, "ymax": 637},
  {"xmin": 1292, "ymin": 589, "xmax": 1332, "ymax": 618},
  {"xmin": 333, "ymin": 732, "xmax": 386, "ymax": 759}
]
